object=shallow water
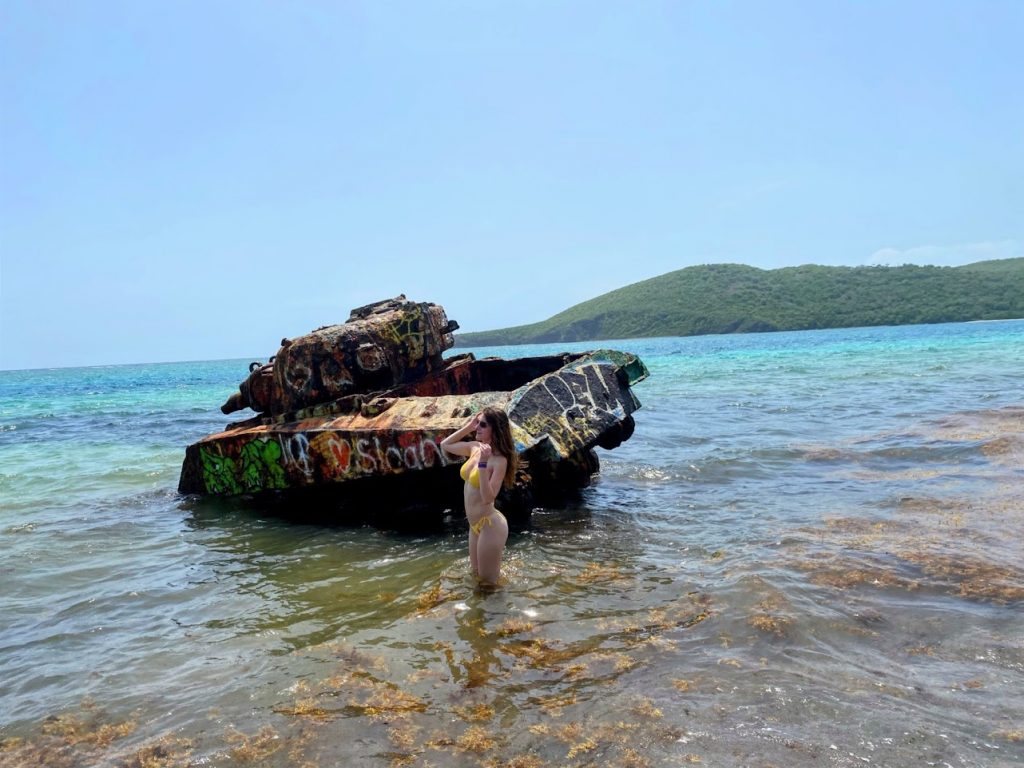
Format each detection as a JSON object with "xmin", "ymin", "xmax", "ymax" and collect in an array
[{"xmin": 1, "ymin": 321, "xmax": 1023, "ymax": 767}]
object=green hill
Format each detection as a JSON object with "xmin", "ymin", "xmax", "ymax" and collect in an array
[{"xmin": 455, "ymin": 258, "xmax": 1024, "ymax": 346}]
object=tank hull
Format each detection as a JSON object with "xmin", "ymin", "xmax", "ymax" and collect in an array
[{"xmin": 179, "ymin": 351, "xmax": 647, "ymax": 514}]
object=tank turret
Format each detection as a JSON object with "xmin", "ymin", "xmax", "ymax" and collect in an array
[{"xmin": 220, "ymin": 296, "xmax": 459, "ymax": 416}]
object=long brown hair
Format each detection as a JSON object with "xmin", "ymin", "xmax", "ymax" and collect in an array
[{"xmin": 480, "ymin": 406, "xmax": 518, "ymax": 489}]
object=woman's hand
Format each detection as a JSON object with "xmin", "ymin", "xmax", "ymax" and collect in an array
[
  {"xmin": 478, "ymin": 443, "xmax": 492, "ymax": 463},
  {"xmin": 441, "ymin": 412, "xmax": 483, "ymax": 457}
]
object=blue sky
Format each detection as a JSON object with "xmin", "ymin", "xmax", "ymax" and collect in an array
[{"xmin": 2, "ymin": 1, "xmax": 1021, "ymax": 370}]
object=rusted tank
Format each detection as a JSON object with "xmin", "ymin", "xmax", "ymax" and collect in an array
[{"xmin": 179, "ymin": 297, "xmax": 647, "ymax": 524}]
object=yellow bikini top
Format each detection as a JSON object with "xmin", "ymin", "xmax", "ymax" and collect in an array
[{"xmin": 460, "ymin": 460, "xmax": 481, "ymax": 488}]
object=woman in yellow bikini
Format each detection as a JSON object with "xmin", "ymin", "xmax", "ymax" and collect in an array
[{"xmin": 440, "ymin": 407, "xmax": 518, "ymax": 585}]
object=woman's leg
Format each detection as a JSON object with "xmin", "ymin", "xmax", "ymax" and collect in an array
[
  {"xmin": 474, "ymin": 514, "xmax": 509, "ymax": 585},
  {"xmin": 468, "ymin": 528, "xmax": 480, "ymax": 575}
]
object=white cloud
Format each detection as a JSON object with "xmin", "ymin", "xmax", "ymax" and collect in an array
[{"xmin": 866, "ymin": 240, "xmax": 1022, "ymax": 267}]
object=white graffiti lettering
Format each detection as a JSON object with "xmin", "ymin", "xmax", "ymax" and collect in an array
[
  {"xmin": 419, "ymin": 438, "xmax": 445, "ymax": 468},
  {"xmin": 317, "ymin": 433, "xmax": 451, "ymax": 477},
  {"xmin": 356, "ymin": 439, "xmax": 377, "ymax": 472},
  {"xmin": 541, "ymin": 362, "xmax": 623, "ymax": 420},
  {"xmin": 386, "ymin": 445, "xmax": 403, "ymax": 471},
  {"xmin": 279, "ymin": 433, "xmax": 313, "ymax": 478}
]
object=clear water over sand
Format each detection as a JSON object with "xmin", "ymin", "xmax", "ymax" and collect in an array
[{"xmin": 1, "ymin": 321, "xmax": 1022, "ymax": 767}]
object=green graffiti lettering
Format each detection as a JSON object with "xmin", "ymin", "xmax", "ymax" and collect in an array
[
  {"xmin": 238, "ymin": 439, "xmax": 289, "ymax": 491},
  {"xmin": 199, "ymin": 445, "xmax": 242, "ymax": 495}
]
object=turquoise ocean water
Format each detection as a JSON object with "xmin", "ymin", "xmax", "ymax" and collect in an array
[{"xmin": 1, "ymin": 321, "xmax": 1022, "ymax": 767}]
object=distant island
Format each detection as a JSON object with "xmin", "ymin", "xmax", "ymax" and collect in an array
[{"xmin": 454, "ymin": 258, "xmax": 1024, "ymax": 346}]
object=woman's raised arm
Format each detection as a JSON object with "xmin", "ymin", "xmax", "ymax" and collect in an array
[{"xmin": 441, "ymin": 413, "xmax": 481, "ymax": 457}]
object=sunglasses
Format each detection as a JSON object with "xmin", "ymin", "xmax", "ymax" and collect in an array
[{"xmin": 477, "ymin": 420, "xmax": 490, "ymax": 429}]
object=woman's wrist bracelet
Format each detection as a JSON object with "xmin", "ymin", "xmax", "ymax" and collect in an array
[{"xmin": 477, "ymin": 462, "xmax": 488, "ymax": 469}]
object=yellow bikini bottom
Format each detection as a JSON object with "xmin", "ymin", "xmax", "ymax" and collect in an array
[{"xmin": 469, "ymin": 515, "xmax": 493, "ymax": 535}]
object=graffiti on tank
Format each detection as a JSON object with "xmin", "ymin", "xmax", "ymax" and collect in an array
[
  {"xmin": 514, "ymin": 362, "xmax": 626, "ymax": 452},
  {"xmin": 238, "ymin": 439, "xmax": 288, "ymax": 491},
  {"xmin": 320, "ymin": 431, "xmax": 450, "ymax": 479},
  {"xmin": 383, "ymin": 311, "xmax": 427, "ymax": 362},
  {"xmin": 279, "ymin": 432, "xmax": 314, "ymax": 478},
  {"xmin": 282, "ymin": 356, "xmax": 313, "ymax": 394},
  {"xmin": 575, "ymin": 362, "xmax": 623, "ymax": 414},
  {"xmin": 199, "ymin": 445, "xmax": 242, "ymax": 495},
  {"xmin": 319, "ymin": 359, "xmax": 355, "ymax": 391}
]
